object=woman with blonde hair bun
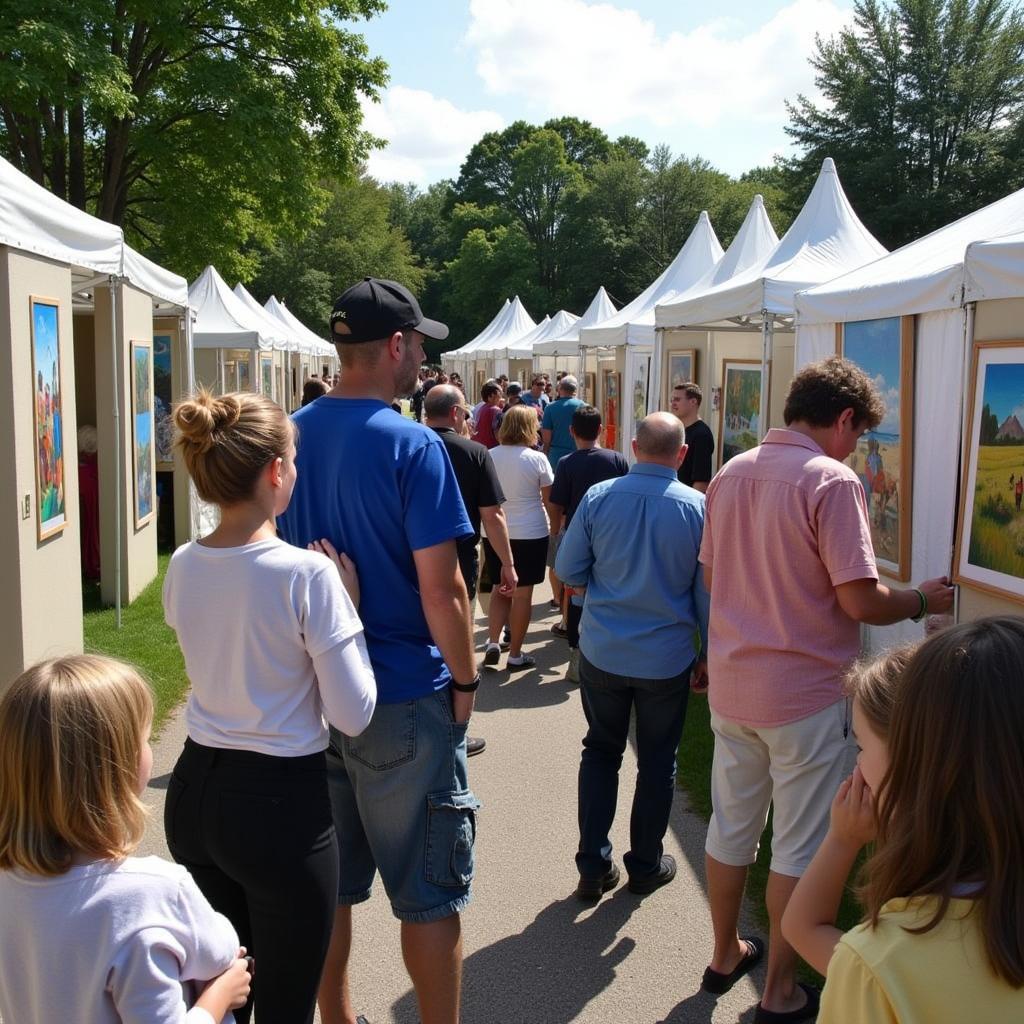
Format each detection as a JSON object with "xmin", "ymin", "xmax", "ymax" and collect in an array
[{"xmin": 162, "ymin": 388, "xmax": 377, "ymax": 1024}]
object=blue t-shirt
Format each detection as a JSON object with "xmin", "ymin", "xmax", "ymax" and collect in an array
[
  {"xmin": 542, "ymin": 397, "xmax": 584, "ymax": 469},
  {"xmin": 277, "ymin": 397, "xmax": 472, "ymax": 703}
]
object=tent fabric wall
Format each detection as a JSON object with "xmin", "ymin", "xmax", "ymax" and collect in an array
[{"xmin": 793, "ymin": 323, "xmax": 836, "ymax": 369}]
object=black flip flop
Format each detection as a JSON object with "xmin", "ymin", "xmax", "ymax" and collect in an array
[
  {"xmin": 700, "ymin": 936, "xmax": 765, "ymax": 995},
  {"xmin": 753, "ymin": 982, "xmax": 820, "ymax": 1023}
]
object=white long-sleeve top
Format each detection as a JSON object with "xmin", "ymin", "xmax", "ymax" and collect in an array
[
  {"xmin": 0, "ymin": 856, "xmax": 238, "ymax": 1023},
  {"xmin": 163, "ymin": 538, "xmax": 376, "ymax": 756}
]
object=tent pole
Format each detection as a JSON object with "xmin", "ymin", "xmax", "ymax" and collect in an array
[
  {"xmin": 953, "ymin": 302, "xmax": 975, "ymax": 625},
  {"xmin": 758, "ymin": 317, "xmax": 773, "ymax": 441},
  {"xmin": 184, "ymin": 311, "xmax": 200, "ymax": 540},
  {"xmin": 109, "ymin": 277, "xmax": 122, "ymax": 629}
]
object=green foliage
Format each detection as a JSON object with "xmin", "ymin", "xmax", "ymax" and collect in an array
[
  {"xmin": 784, "ymin": 0, "xmax": 1024, "ymax": 247},
  {"xmin": 0, "ymin": 1, "xmax": 388, "ymax": 280}
]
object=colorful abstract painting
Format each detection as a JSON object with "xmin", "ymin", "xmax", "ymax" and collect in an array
[
  {"xmin": 131, "ymin": 340, "xmax": 155, "ymax": 527},
  {"xmin": 30, "ymin": 297, "xmax": 65, "ymax": 540}
]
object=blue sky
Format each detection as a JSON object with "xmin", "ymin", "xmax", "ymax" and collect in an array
[
  {"xmin": 983, "ymin": 362, "xmax": 1024, "ymax": 423},
  {"xmin": 355, "ymin": 0, "xmax": 857, "ymax": 186},
  {"xmin": 844, "ymin": 317, "xmax": 902, "ymax": 436}
]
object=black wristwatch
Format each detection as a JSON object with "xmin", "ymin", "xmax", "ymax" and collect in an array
[{"xmin": 451, "ymin": 673, "xmax": 481, "ymax": 693}]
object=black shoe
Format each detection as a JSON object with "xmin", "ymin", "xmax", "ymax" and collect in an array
[
  {"xmin": 627, "ymin": 854, "xmax": 677, "ymax": 895},
  {"xmin": 483, "ymin": 643, "xmax": 501, "ymax": 668},
  {"xmin": 466, "ymin": 736, "xmax": 486, "ymax": 756},
  {"xmin": 575, "ymin": 863, "xmax": 620, "ymax": 901},
  {"xmin": 753, "ymin": 983, "xmax": 820, "ymax": 1023},
  {"xmin": 550, "ymin": 622, "xmax": 568, "ymax": 638}
]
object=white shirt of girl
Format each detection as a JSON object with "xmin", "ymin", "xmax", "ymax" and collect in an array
[
  {"xmin": 164, "ymin": 538, "xmax": 376, "ymax": 757},
  {"xmin": 0, "ymin": 855, "xmax": 238, "ymax": 1024},
  {"xmin": 487, "ymin": 445, "xmax": 554, "ymax": 539}
]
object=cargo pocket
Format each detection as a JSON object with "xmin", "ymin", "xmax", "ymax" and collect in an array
[{"xmin": 425, "ymin": 789, "xmax": 481, "ymax": 887}]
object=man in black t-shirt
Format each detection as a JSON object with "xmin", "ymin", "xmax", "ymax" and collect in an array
[
  {"xmin": 670, "ymin": 382, "xmax": 715, "ymax": 492},
  {"xmin": 548, "ymin": 405, "xmax": 629, "ymax": 681}
]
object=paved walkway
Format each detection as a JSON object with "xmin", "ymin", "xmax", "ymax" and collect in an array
[{"xmin": 140, "ymin": 588, "xmax": 764, "ymax": 1023}]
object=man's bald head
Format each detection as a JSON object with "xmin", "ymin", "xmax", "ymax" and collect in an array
[
  {"xmin": 423, "ymin": 383, "xmax": 465, "ymax": 421},
  {"xmin": 634, "ymin": 412, "xmax": 686, "ymax": 466}
]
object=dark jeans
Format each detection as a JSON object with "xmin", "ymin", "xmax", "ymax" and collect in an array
[
  {"xmin": 567, "ymin": 599, "xmax": 583, "ymax": 649},
  {"xmin": 576, "ymin": 654, "xmax": 692, "ymax": 881},
  {"xmin": 165, "ymin": 739, "xmax": 339, "ymax": 1024}
]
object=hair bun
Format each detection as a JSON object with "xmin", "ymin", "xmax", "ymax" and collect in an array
[{"xmin": 173, "ymin": 390, "xmax": 240, "ymax": 455}]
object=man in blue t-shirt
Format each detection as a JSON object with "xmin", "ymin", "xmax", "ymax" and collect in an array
[
  {"xmin": 277, "ymin": 277, "xmax": 478, "ymax": 1024},
  {"xmin": 520, "ymin": 374, "xmax": 550, "ymax": 411},
  {"xmin": 542, "ymin": 374, "xmax": 585, "ymax": 470}
]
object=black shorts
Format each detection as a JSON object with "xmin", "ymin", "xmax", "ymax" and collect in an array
[{"xmin": 483, "ymin": 535, "xmax": 549, "ymax": 588}]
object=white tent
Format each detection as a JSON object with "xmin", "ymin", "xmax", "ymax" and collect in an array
[
  {"xmin": 580, "ymin": 212, "xmax": 724, "ymax": 349},
  {"xmin": 263, "ymin": 295, "xmax": 336, "ymax": 361},
  {"xmin": 503, "ymin": 309, "xmax": 579, "ymax": 360},
  {"xmin": 533, "ymin": 287, "xmax": 617, "ymax": 358},
  {"xmin": 965, "ymin": 228, "xmax": 1024, "ymax": 301},
  {"xmin": 448, "ymin": 297, "xmax": 537, "ymax": 383},
  {"xmin": 234, "ymin": 283, "xmax": 300, "ymax": 353},
  {"xmin": 190, "ymin": 266, "xmax": 274, "ymax": 351},
  {"xmin": 442, "ymin": 299, "xmax": 510, "ymax": 362}
]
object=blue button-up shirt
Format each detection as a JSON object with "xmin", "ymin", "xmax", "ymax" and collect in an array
[{"xmin": 555, "ymin": 462, "xmax": 710, "ymax": 680}]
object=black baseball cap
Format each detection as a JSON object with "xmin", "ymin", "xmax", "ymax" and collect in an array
[
  {"xmin": 506, "ymin": 381, "xmax": 523, "ymax": 394},
  {"xmin": 330, "ymin": 277, "xmax": 448, "ymax": 343}
]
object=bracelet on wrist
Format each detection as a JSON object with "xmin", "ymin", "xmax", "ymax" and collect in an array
[
  {"xmin": 911, "ymin": 587, "xmax": 928, "ymax": 622},
  {"xmin": 452, "ymin": 673, "xmax": 481, "ymax": 693}
]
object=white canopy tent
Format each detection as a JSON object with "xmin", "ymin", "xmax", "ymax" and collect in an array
[
  {"xmin": 793, "ymin": 185, "xmax": 1024, "ymax": 652},
  {"xmin": 263, "ymin": 295, "xmax": 336, "ymax": 361},
  {"xmin": 656, "ymin": 158, "xmax": 887, "ymax": 441},
  {"xmin": 533, "ymin": 286, "xmax": 617, "ymax": 358},
  {"xmin": 445, "ymin": 297, "xmax": 536, "ymax": 387},
  {"xmin": 442, "ymin": 298, "xmax": 509, "ymax": 364},
  {"xmin": 503, "ymin": 309, "xmax": 579, "ymax": 360}
]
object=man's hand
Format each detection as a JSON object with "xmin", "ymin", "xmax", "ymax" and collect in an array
[
  {"xmin": 690, "ymin": 658, "xmax": 709, "ymax": 693},
  {"xmin": 452, "ymin": 688, "xmax": 475, "ymax": 725},
  {"xmin": 498, "ymin": 564, "xmax": 518, "ymax": 595},
  {"xmin": 918, "ymin": 576, "xmax": 954, "ymax": 616}
]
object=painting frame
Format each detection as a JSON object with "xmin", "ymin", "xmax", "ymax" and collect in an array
[
  {"xmin": 718, "ymin": 359, "xmax": 766, "ymax": 467},
  {"xmin": 602, "ymin": 368, "xmax": 621, "ymax": 451},
  {"xmin": 153, "ymin": 332, "xmax": 174, "ymax": 471},
  {"xmin": 665, "ymin": 349, "xmax": 697, "ymax": 407},
  {"xmin": 837, "ymin": 316, "xmax": 915, "ymax": 582},
  {"xmin": 30, "ymin": 295, "xmax": 67, "ymax": 541},
  {"xmin": 130, "ymin": 338, "xmax": 156, "ymax": 529},
  {"xmin": 583, "ymin": 371, "xmax": 596, "ymax": 405},
  {"xmin": 954, "ymin": 339, "xmax": 1024, "ymax": 604},
  {"xmin": 632, "ymin": 356, "xmax": 650, "ymax": 425},
  {"xmin": 260, "ymin": 352, "xmax": 274, "ymax": 401}
]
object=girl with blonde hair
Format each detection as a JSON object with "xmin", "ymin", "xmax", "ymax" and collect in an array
[
  {"xmin": 163, "ymin": 390, "xmax": 376, "ymax": 1024},
  {"xmin": 0, "ymin": 654, "xmax": 251, "ymax": 1023}
]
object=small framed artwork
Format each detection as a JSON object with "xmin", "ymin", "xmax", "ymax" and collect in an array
[
  {"xmin": 583, "ymin": 371, "xmax": 596, "ymax": 404},
  {"xmin": 131, "ymin": 339, "xmax": 156, "ymax": 528},
  {"xmin": 30, "ymin": 296, "xmax": 66, "ymax": 541},
  {"xmin": 955, "ymin": 340, "xmax": 1024, "ymax": 603},
  {"xmin": 260, "ymin": 353, "xmax": 274, "ymax": 400},
  {"xmin": 153, "ymin": 333, "xmax": 174, "ymax": 470},
  {"xmin": 602, "ymin": 369, "xmax": 621, "ymax": 450},
  {"xmin": 719, "ymin": 360, "xmax": 765, "ymax": 466},
  {"xmin": 632, "ymin": 357, "xmax": 650, "ymax": 424},
  {"xmin": 838, "ymin": 317, "xmax": 914, "ymax": 580},
  {"xmin": 665, "ymin": 349, "xmax": 697, "ymax": 406}
]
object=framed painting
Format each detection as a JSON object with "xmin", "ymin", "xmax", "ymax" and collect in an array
[
  {"xmin": 583, "ymin": 371, "xmax": 596, "ymax": 405},
  {"xmin": 954, "ymin": 340, "xmax": 1024, "ymax": 603},
  {"xmin": 602, "ymin": 369, "xmax": 620, "ymax": 450},
  {"xmin": 30, "ymin": 296, "xmax": 66, "ymax": 540},
  {"xmin": 632, "ymin": 356, "xmax": 650, "ymax": 424},
  {"xmin": 718, "ymin": 359, "xmax": 765, "ymax": 466},
  {"xmin": 838, "ymin": 317, "xmax": 914, "ymax": 580},
  {"xmin": 665, "ymin": 349, "xmax": 697, "ymax": 406},
  {"xmin": 238, "ymin": 353, "xmax": 252, "ymax": 392},
  {"xmin": 153, "ymin": 333, "xmax": 174, "ymax": 470},
  {"xmin": 131, "ymin": 339, "xmax": 156, "ymax": 528},
  {"xmin": 260, "ymin": 353, "xmax": 274, "ymax": 400}
]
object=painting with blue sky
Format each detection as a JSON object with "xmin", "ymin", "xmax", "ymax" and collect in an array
[
  {"xmin": 31, "ymin": 298, "xmax": 65, "ymax": 539},
  {"xmin": 841, "ymin": 316, "xmax": 910, "ymax": 577}
]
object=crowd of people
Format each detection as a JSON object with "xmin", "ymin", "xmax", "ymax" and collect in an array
[{"xmin": 1, "ymin": 276, "xmax": 1023, "ymax": 1024}]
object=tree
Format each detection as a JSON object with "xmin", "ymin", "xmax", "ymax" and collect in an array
[
  {"xmin": 784, "ymin": 0, "xmax": 1024, "ymax": 247},
  {"xmin": 0, "ymin": 1, "xmax": 387, "ymax": 278}
]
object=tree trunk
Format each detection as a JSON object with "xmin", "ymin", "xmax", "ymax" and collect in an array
[{"xmin": 69, "ymin": 100, "xmax": 86, "ymax": 210}]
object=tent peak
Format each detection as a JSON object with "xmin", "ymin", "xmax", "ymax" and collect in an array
[{"xmin": 821, "ymin": 156, "xmax": 836, "ymax": 174}]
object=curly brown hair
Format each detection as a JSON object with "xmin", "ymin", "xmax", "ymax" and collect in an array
[{"xmin": 783, "ymin": 356, "xmax": 885, "ymax": 430}]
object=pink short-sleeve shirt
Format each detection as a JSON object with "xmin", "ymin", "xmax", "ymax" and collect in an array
[{"xmin": 700, "ymin": 428, "xmax": 877, "ymax": 727}]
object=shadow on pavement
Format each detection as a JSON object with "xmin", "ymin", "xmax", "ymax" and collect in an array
[{"xmin": 391, "ymin": 892, "xmax": 643, "ymax": 1024}]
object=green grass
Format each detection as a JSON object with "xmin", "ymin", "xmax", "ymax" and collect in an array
[
  {"xmin": 677, "ymin": 694, "xmax": 864, "ymax": 982},
  {"xmin": 82, "ymin": 553, "xmax": 189, "ymax": 737}
]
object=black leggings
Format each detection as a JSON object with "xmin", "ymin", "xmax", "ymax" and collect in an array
[{"xmin": 165, "ymin": 739, "xmax": 339, "ymax": 1024}]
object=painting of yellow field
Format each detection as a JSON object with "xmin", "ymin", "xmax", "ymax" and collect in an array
[{"xmin": 957, "ymin": 343, "xmax": 1024, "ymax": 601}]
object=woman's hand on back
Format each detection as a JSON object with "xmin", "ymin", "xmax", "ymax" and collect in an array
[{"xmin": 309, "ymin": 538, "xmax": 360, "ymax": 608}]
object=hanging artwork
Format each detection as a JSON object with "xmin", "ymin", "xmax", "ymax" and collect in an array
[
  {"xmin": 238, "ymin": 353, "xmax": 252, "ymax": 392},
  {"xmin": 30, "ymin": 297, "xmax": 66, "ymax": 540},
  {"xmin": 632, "ymin": 357, "xmax": 650, "ymax": 425},
  {"xmin": 583, "ymin": 372, "xmax": 596, "ymax": 405},
  {"xmin": 131, "ymin": 339, "xmax": 155, "ymax": 528},
  {"xmin": 666, "ymin": 350, "xmax": 696, "ymax": 406},
  {"xmin": 839, "ymin": 317, "xmax": 914, "ymax": 580},
  {"xmin": 260, "ymin": 353, "xmax": 274, "ymax": 400},
  {"xmin": 955, "ymin": 340, "xmax": 1024, "ymax": 603},
  {"xmin": 602, "ymin": 368, "xmax": 620, "ymax": 450},
  {"xmin": 153, "ymin": 333, "xmax": 174, "ymax": 469},
  {"xmin": 719, "ymin": 360, "xmax": 764, "ymax": 465}
]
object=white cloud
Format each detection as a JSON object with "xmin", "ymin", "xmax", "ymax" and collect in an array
[
  {"xmin": 464, "ymin": 0, "xmax": 849, "ymax": 134},
  {"xmin": 360, "ymin": 86, "xmax": 505, "ymax": 185}
]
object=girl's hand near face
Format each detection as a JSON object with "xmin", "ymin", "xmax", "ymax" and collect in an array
[
  {"xmin": 829, "ymin": 765, "xmax": 877, "ymax": 850},
  {"xmin": 309, "ymin": 538, "xmax": 360, "ymax": 608}
]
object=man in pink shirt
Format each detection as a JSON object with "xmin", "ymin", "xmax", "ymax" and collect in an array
[
  {"xmin": 472, "ymin": 381, "xmax": 503, "ymax": 449},
  {"xmin": 698, "ymin": 357, "xmax": 953, "ymax": 1022}
]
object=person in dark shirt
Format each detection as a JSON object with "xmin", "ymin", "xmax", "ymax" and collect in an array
[
  {"xmin": 670, "ymin": 382, "xmax": 715, "ymax": 492},
  {"xmin": 425, "ymin": 384, "xmax": 517, "ymax": 758},
  {"xmin": 472, "ymin": 381, "xmax": 503, "ymax": 448},
  {"xmin": 548, "ymin": 405, "xmax": 629, "ymax": 681}
]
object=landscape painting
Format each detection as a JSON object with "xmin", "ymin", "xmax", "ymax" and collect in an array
[
  {"xmin": 261, "ymin": 354, "xmax": 274, "ymax": 400},
  {"xmin": 603, "ymin": 369, "xmax": 620, "ymax": 451},
  {"xmin": 632, "ymin": 357, "xmax": 649, "ymax": 426},
  {"xmin": 30, "ymin": 297, "xmax": 66, "ymax": 540},
  {"xmin": 719, "ymin": 360, "xmax": 763, "ymax": 465},
  {"xmin": 956, "ymin": 342, "xmax": 1024, "ymax": 602},
  {"xmin": 666, "ymin": 350, "xmax": 696, "ymax": 405},
  {"xmin": 131, "ymin": 339, "xmax": 155, "ymax": 528},
  {"xmin": 153, "ymin": 333, "xmax": 173, "ymax": 468},
  {"xmin": 841, "ymin": 317, "xmax": 913, "ymax": 580}
]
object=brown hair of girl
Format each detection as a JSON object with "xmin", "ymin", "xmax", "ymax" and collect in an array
[{"xmin": 844, "ymin": 641, "xmax": 919, "ymax": 740}]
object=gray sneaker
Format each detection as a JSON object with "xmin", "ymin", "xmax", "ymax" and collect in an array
[{"xmin": 566, "ymin": 648, "xmax": 580, "ymax": 684}]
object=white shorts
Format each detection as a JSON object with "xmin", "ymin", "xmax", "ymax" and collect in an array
[{"xmin": 705, "ymin": 698, "xmax": 856, "ymax": 877}]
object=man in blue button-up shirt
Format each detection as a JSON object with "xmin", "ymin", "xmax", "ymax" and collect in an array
[{"xmin": 555, "ymin": 411, "xmax": 710, "ymax": 901}]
